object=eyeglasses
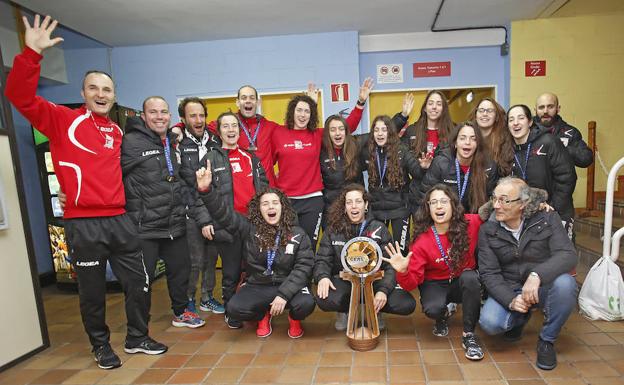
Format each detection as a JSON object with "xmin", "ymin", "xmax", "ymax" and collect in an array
[
  {"xmin": 477, "ymin": 108, "xmax": 495, "ymax": 114},
  {"xmin": 490, "ymin": 195, "xmax": 521, "ymax": 206},
  {"xmin": 428, "ymin": 198, "xmax": 451, "ymax": 206}
]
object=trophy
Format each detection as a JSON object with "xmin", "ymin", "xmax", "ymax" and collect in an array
[{"xmin": 339, "ymin": 236, "xmax": 384, "ymax": 351}]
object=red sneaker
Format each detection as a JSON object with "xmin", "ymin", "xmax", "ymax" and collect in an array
[
  {"xmin": 256, "ymin": 312, "xmax": 272, "ymax": 338},
  {"xmin": 288, "ymin": 315, "xmax": 304, "ymax": 338}
]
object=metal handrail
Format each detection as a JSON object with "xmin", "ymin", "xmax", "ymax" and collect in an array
[{"xmin": 603, "ymin": 156, "xmax": 624, "ymax": 261}]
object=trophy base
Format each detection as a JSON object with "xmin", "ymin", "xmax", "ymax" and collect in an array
[{"xmin": 347, "ymin": 327, "xmax": 379, "ymax": 351}]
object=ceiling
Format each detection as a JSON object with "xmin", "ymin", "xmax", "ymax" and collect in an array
[{"xmin": 12, "ymin": 0, "xmax": 567, "ymax": 47}]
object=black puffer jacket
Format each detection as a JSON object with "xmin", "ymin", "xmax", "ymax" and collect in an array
[
  {"xmin": 314, "ymin": 219, "xmax": 396, "ymax": 295},
  {"xmin": 121, "ymin": 117, "xmax": 192, "ymax": 239},
  {"xmin": 360, "ymin": 143, "xmax": 423, "ymax": 220},
  {"xmin": 320, "ymin": 135, "xmax": 366, "ymax": 207},
  {"xmin": 417, "ymin": 148, "xmax": 498, "ymax": 213},
  {"xmin": 200, "ymin": 187, "xmax": 313, "ymax": 301},
  {"xmin": 511, "ymin": 126, "xmax": 576, "ymax": 220},
  {"xmin": 534, "ymin": 115, "xmax": 593, "ymax": 168},
  {"xmin": 478, "ymin": 205, "xmax": 578, "ymax": 308}
]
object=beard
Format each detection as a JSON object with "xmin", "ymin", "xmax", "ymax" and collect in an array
[{"xmin": 539, "ymin": 114, "xmax": 554, "ymax": 127}]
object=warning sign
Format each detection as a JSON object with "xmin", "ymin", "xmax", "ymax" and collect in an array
[
  {"xmin": 330, "ymin": 83, "xmax": 350, "ymax": 103},
  {"xmin": 377, "ymin": 64, "xmax": 403, "ymax": 84},
  {"xmin": 525, "ymin": 60, "xmax": 546, "ymax": 77}
]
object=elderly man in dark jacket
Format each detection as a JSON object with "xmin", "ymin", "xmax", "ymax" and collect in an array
[{"xmin": 478, "ymin": 177, "xmax": 578, "ymax": 371}]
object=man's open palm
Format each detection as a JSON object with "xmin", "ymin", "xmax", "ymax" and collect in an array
[{"xmin": 23, "ymin": 15, "xmax": 64, "ymax": 54}]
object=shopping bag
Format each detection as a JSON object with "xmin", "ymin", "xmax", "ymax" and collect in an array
[{"xmin": 578, "ymin": 256, "xmax": 624, "ymax": 321}]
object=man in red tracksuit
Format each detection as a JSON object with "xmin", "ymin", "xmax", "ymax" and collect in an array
[{"xmin": 5, "ymin": 15, "xmax": 166, "ymax": 370}]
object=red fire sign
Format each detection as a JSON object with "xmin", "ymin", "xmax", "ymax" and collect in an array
[
  {"xmin": 330, "ymin": 83, "xmax": 349, "ymax": 103},
  {"xmin": 413, "ymin": 61, "xmax": 451, "ymax": 78},
  {"xmin": 525, "ymin": 61, "xmax": 546, "ymax": 77}
]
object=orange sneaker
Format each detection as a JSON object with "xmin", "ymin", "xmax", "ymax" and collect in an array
[
  {"xmin": 256, "ymin": 312, "xmax": 272, "ymax": 338},
  {"xmin": 288, "ymin": 315, "xmax": 304, "ymax": 338}
]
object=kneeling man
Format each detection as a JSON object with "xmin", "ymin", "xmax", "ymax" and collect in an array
[{"xmin": 478, "ymin": 177, "xmax": 578, "ymax": 370}]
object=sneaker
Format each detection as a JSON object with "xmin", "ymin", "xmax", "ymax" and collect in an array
[
  {"xmin": 503, "ymin": 324, "xmax": 526, "ymax": 342},
  {"xmin": 536, "ymin": 338, "xmax": 557, "ymax": 370},
  {"xmin": 124, "ymin": 337, "xmax": 168, "ymax": 355},
  {"xmin": 172, "ymin": 311, "xmax": 206, "ymax": 328},
  {"xmin": 288, "ymin": 315, "xmax": 304, "ymax": 338},
  {"xmin": 433, "ymin": 318, "xmax": 449, "ymax": 337},
  {"xmin": 335, "ymin": 312, "xmax": 348, "ymax": 331},
  {"xmin": 93, "ymin": 344, "xmax": 122, "ymax": 370},
  {"xmin": 378, "ymin": 313, "xmax": 386, "ymax": 331},
  {"xmin": 200, "ymin": 296, "xmax": 225, "ymax": 314},
  {"xmin": 256, "ymin": 312, "xmax": 272, "ymax": 338},
  {"xmin": 187, "ymin": 298, "xmax": 197, "ymax": 313},
  {"xmin": 225, "ymin": 315, "xmax": 243, "ymax": 329},
  {"xmin": 462, "ymin": 333, "xmax": 484, "ymax": 361}
]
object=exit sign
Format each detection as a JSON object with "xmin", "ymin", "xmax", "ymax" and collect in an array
[{"xmin": 525, "ymin": 60, "xmax": 546, "ymax": 77}]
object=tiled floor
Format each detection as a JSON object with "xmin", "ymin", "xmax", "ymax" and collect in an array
[{"xmin": 2, "ymin": 275, "xmax": 624, "ymax": 385}]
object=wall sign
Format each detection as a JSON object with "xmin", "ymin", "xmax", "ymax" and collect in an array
[
  {"xmin": 330, "ymin": 83, "xmax": 350, "ymax": 103},
  {"xmin": 413, "ymin": 61, "xmax": 451, "ymax": 78},
  {"xmin": 376, "ymin": 64, "xmax": 403, "ymax": 84},
  {"xmin": 525, "ymin": 60, "xmax": 546, "ymax": 77}
]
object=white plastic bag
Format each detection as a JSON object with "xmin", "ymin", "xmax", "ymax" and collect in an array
[{"xmin": 579, "ymin": 257, "xmax": 624, "ymax": 321}]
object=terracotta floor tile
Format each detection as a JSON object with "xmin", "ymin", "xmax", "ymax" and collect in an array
[
  {"xmin": 285, "ymin": 352, "xmax": 321, "ymax": 366},
  {"xmin": 167, "ymin": 368, "xmax": 209, "ymax": 384},
  {"xmin": 318, "ymin": 351, "xmax": 353, "ymax": 366},
  {"xmin": 460, "ymin": 363, "xmax": 502, "ymax": 381},
  {"xmin": 31, "ymin": 369, "xmax": 79, "ymax": 384},
  {"xmin": 239, "ymin": 367, "xmax": 281, "ymax": 383},
  {"xmin": 151, "ymin": 354, "xmax": 191, "ymax": 368},
  {"xmin": 351, "ymin": 366, "xmax": 387, "ymax": 382},
  {"xmin": 167, "ymin": 342, "xmax": 203, "ymax": 354},
  {"xmin": 506, "ymin": 380, "xmax": 547, "ymax": 385},
  {"xmin": 388, "ymin": 351, "xmax": 422, "ymax": 365},
  {"xmin": 252, "ymin": 352, "xmax": 288, "ymax": 366},
  {"xmin": 184, "ymin": 354, "xmax": 221, "ymax": 368},
  {"xmin": 563, "ymin": 321, "xmax": 601, "ymax": 333},
  {"xmin": 353, "ymin": 351, "xmax": 387, "ymax": 366},
  {"xmin": 577, "ymin": 332, "xmax": 619, "ymax": 346},
  {"xmin": 467, "ymin": 381, "xmax": 506, "ymax": 385},
  {"xmin": 419, "ymin": 337, "xmax": 453, "ymax": 350},
  {"xmin": 427, "ymin": 381, "xmax": 467, "ymax": 385},
  {"xmin": 557, "ymin": 345, "xmax": 601, "ymax": 361},
  {"xmin": 96, "ymin": 368, "xmax": 143, "ymax": 385},
  {"xmin": 388, "ymin": 338, "xmax": 420, "ymax": 350},
  {"xmin": 582, "ymin": 378, "xmax": 624, "ymax": 385},
  {"xmin": 57, "ymin": 354, "xmax": 98, "ymax": 370},
  {"xmin": 24, "ymin": 355, "xmax": 72, "ymax": 370},
  {"xmin": 313, "ymin": 366, "xmax": 350, "ymax": 384},
  {"xmin": 497, "ymin": 363, "xmax": 540, "ymax": 379},
  {"xmin": 276, "ymin": 366, "xmax": 315, "ymax": 383},
  {"xmin": 226, "ymin": 339, "xmax": 262, "ymax": 353},
  {"xmin": 121, "ymin": 354, "xmax": 161, "ymax": 369},
  {"xmin": 543, "ymin": 379, "xmax": 586, "ymax": 385},
  {"xmin": 258, "ymin": 340, "xmax": 292, "ymax": 354},
  {"xmin": 131, "ymin": 368, "xmax": 175, "ymax": 384},
  {"xmin": 197, "ymin": 341, "xmax": 232, "ymax": 353},
  {"xmin": 203, "ymin": 367, "xmax": 242, "ymax": 384},
  {"xmin": 291, "ymin": 339, "xmax": 324, "ymax": 352},
  {"xmin": 389, "ymin": 365, "xmax": 426, "ymax": 383},
  {"xmin": 594, "ymin": 321, "xmax": 624, "ymax": 333},
  {"xmin": 488, "ymin": 347, "xmax": 530, "ymax": 363},
  {"xmin": 536, "ymin": 362, "xmax": 580, "ymax": 378},
  {"xmin": 321, "ymin": 338, "xmax": 352, "ymax": 352},
  {"xmin": 426, "ymin": 364, "xmax": 464, "ymax": 381},
  {"xmin": 608, "ymin": 359, "xmax": 624, "ymax": 375},
  {"xmin": 179, "ymin": 330, "xmax": 214, "ymax": 342},
  {"xmin": 217, "ymin": 353, "xmax": 255, "ymax": 367},
  {"xmin": 422, "ymin": 350, "xmax": 458, "ymax": 364},
  {"xmin": 572, "ymin": 361, "xmax": 620, "ymax": 377},
  {"xmin": 592, "ymin": 345, "xmax": 624, "ymax": 360},
  {"xmin": 62, "ymin": 369, "xmax": 109, "ymax": 385}
]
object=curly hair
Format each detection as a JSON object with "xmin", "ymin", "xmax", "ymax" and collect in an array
[
  {"xmin": 285, "ymin": 94, "xmax": 318, "ymax": 131},
  {"xmin": 412, "ymin": 184, "xmax": 469, "ymax": 275},
  {"xmin": 327, "ymin": 183, "xmax": 368, "ymax": 236},
  {"xmin": 246, "ymin": 187, "xmax": 297, "ymax": 251},
  {"xmin": 322, "ymin": 115, "xmax": 360, "ymax": 181},
  {"xmin": 467, "ymin": 97, "xmax": 514, "ymax": 176},
  {"xmin": 449, "ymin": 121, "xmax": 488, "ymax": 213},
  {"xmin": 367, "ymin": 115, "xmax": 404, "ymax": 189},
  {"xmin": 409, "ymin": 90, "xmax": 454, "ymax": 155}
]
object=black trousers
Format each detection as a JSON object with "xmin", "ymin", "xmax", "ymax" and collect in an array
[
  {"xmin": 141, "ymin": 235, "xmax": 191, "ymax": 317},
  {"xmin": 65, "ymin": 214, "xmax": 150, "ymax": 348},
  {"xmin": 383, "ymin": 217, "xmax": 410, "ymax": 254},
  {"xmin": 419, "ymin": 270, "xmax": 481, "ymax": 333},
  {"xmin": 290, "ymin": 196, "xmax": 324, "ymax": 248},
  {"xmin": 214, "ymin": 240, "xmax": 243, "ymax": 306},
  {"xmin": 315, "ymin": 276, "xmax": 416, "ymax": 315},
  {"xmin": 226, "ymin": 283, "xmax": 316, "ymax": 321}
]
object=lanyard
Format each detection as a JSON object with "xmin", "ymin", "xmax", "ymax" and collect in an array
[
  {"xmin": 454, "ymin": 158, "xmax": 470, "ymax": 201},
  {"xmin": 513, "ymin": 143, "xmax": 531, "ymax": 180},
  {"xmin": 264, "ymin": 231, "xmax": 281, "ymax": 276},
  {"xmin": 239, "ymin": 115, "xmax": 261, "ymax": 150},
  {"xmin": 431, "ymin": 225, "xmax": 454, "ymax": 280},
  {"xmin": 376, "ymin": 147, "xmax": 387, "ymax": 187},
  {"xmin": 163, "ymin": 136, "xmax": 175, "ymax": 181},
  {"xmin": 358, "ymin": 220, "xmax": 367, "ymax": 236}
]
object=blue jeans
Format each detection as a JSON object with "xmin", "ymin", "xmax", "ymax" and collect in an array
[{"xmin": 479, "ymin": 274, "xmax": 577, "ymax": 342}]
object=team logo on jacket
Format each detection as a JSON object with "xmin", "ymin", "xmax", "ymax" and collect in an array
[
  {"xmin": 104, "ymin": 134, "xmax": 114, "ymax": 149},
  {"xmin": 284, "ymin": 141, "xmax": 311, "ymax": 149},
  {"xmin": 183, "ymin": 148, "xmax": 198, "ymax": 152},
  {"xmin": 332, "ymin": 240, "xmax": 345, "ymax": 246},
  {"xmin": 443, "ymin": 179, "xmax": 457, "ymax": 184},
  {"xmin": 290, "ymin": 234, "xmax": 302, "ymax": 244},
  {"xmin": 142, "ymin": 149, "xmax": 161, "ymax": 156},
  {"xmin": 367, "ymin": 226, "xmax": 382, "ymax": 240},
  {"xmin": 99, "ymin": 126, "xmax": 114, "ymax": 133},
  {"xmin": 535, "ymin": 145, "xmax": 547, "ymax": 156},
  {"xmin": 285, "ymin": 244, "xmax": 295, "ymax": 254}
]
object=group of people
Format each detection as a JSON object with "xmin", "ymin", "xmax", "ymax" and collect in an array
[{"xmin": 5, "ymin": 15, "xmax": 592, "ymax": 372}]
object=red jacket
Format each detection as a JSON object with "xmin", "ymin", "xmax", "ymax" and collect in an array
[
  {"xmin": 5, "ymin": 48, "xmax": 125, "ymax": 218},
  {"xmin": 397, "ymin": 214, "xmax": 482, "ymax": 291}
]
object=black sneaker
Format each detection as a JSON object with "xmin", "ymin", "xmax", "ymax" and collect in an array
[
  {"xmin": 124, "ymin": 337, "xmax": 168, "ymax": 355},
  {"xmin": 503, "ymin": 324, "xmax": 525, "ymax": 342},
  {"xmin": 536, "ymin": 338, "xmax": 557, "ymax": 370},
  {"xmin": 433, "ymin": 318, "xmax": 449, "ymax": 337},
  {"xmin": 225, "ymin": 315, "xmax": 243, "ymax": 329},
  {"xmin": 462, "ymin": 333, "xmax": 484, "ymax": 361},
  {"xmin": 93, "ymin": 344, "xmax": 122, "ymax": 370}
]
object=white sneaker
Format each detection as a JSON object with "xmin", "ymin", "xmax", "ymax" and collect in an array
[{"xmin": 335, "ymin": 312, "xmax": 348, "ymax": 331}]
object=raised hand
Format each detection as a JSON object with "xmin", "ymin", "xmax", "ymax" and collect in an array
[
  {"xmin": 402, "ymin": 93, "xmax": 415, "ymax": 118},
  {"xmin": 382, "ymin": 241, "xmax": 412, "ymax": 274},
  {"xmin": 418, "ymin": 152, "xmax": 434, "ymax": 170},
  {"xmin": 23, "ymin": 15, "xmax": 64, "ymax": 54},
  {"xmin": 195, "ymin": 159, "xmax": 212, "ymax": 191},
  {"xmin": 304, "ymin": 82, "xmax": 320, "ymax": 104},
  {"xmin": 358, "ymin": 77, "xmax": 374, "ymax": 103}
]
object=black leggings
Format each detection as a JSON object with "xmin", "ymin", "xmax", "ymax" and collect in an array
[
  {"xmin": 290, "ymin": 196, "xmax": 324, "ymax": 248},
  {"xmin": 226, "ymin": 283, "xmax": 316, "ymax": 321},
  {"xmin": 314, "ymin": 276, "xmax": 416, "ymax": 315},
  {"xmin": 419, "ymin": 270, "xmax": 481, "ymax": 333},
  {"xmin": 214, "ymin": 240, "xmax": 243, "ymax": 306}
]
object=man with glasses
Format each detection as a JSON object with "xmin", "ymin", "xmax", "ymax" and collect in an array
[{"xmin": 477, "ymin": 177, "xmax": 578, "ymax": 371}]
